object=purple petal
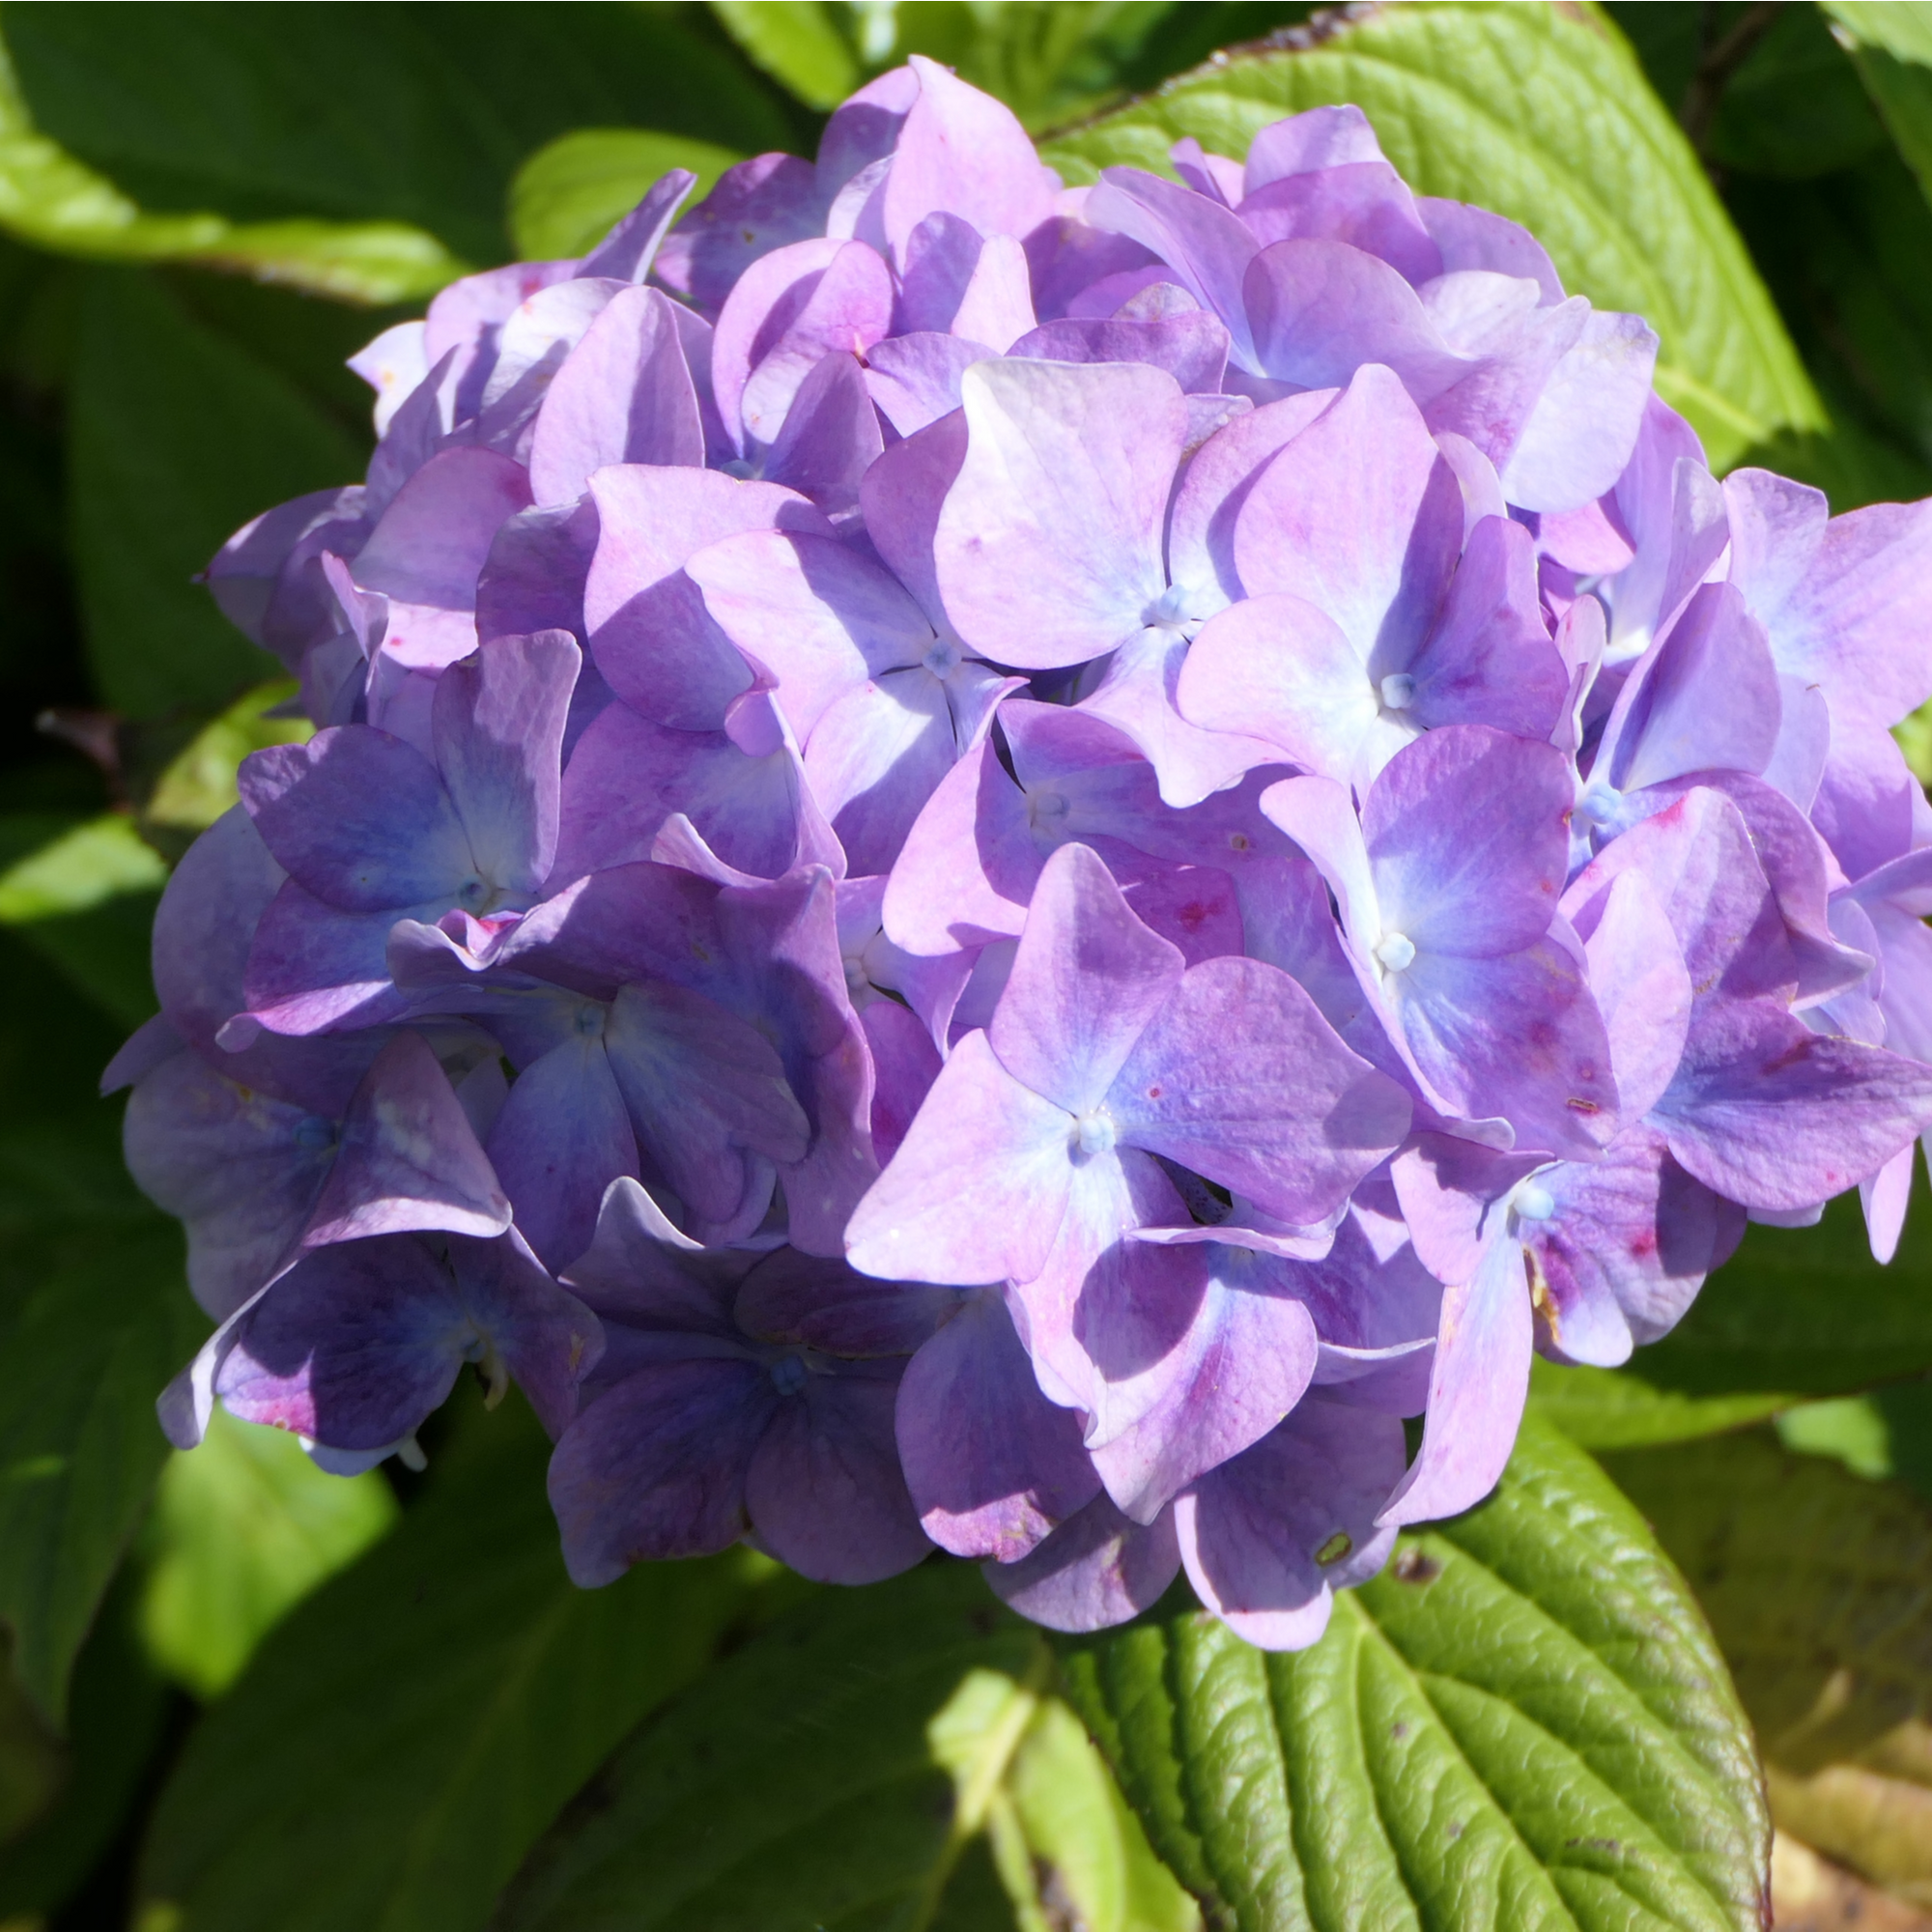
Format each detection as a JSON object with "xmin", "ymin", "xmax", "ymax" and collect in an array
[
  {"xmin": 152, "ymin": 806, "xmax": 286, "ymax": 1055},
  {"xmin": 762, "ymin": 351, "xmax": 884, "ymax": 517},
  {"xmin": 933, "ymin": 358, "xmax": 1184, "ymax": 668},
  {"xmin": 864, "ymin": 332, "xmax": 991, "ymax": 436},
  {"xmin": 747, "ymin": 1370, "xmax": 931, "ymax": 1583},
  {"xmin": 988, "ymin": 842, "xmax": 1184, "ymax": 1115},
  {"xmin": 1240, "ymin": 160, "xmax": 1439, "ymax": 284},
  {"xmin": 548, "ymin": 1356, "xmax": 773, "ymax": 1584},
  {"xmin": 656, "ymin": 153, "xmax": 824, "ymax": 314},
  {"xmin": 982, "ymin": 1491, "xmax": 1180, "ymax": 1634},
  {"xmin": 895, "ymin": 1292, "xmax": 1099, "ymax": 1560},
  {"xmin": 1566, "ymin": 868, "xmax": 1691, "ymax": 1122},
  {"xmin": 353, "ymin": 448, "xmax": 531, "ymax": 611},
  {"xmin": 1010, "ymin": 309, "xmax": 1230, "ymax": 395},
  {"xmin": 578, "ymin": 169, "xmax": 696, "ymax": 283}
]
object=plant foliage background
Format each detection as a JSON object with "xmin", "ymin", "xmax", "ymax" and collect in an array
[{"xmin": 2, "ymin": 3, "xmax": 1932, "ymax": 1927}]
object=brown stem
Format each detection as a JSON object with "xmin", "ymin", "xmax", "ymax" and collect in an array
[{"xmin": 1680, "ymin": 0, "xmax": 1784, "ymax": 154}]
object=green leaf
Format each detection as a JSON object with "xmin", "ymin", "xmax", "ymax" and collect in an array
[
  {"xmin": 1825, "ymin": 2, "xmax": 1932, "ymax": 69},
  {"xmin": 141, "ymin": 679, "xmax": 311, "ymax": 851},
  {"xmin": 67, "ymin": 266, "xmax": 362, "ymax": 722},
  {"xmin": 1848, "ymin": 47, "xmax": 1932, "ymax": 211},
  {"xmin": 0, "ymin": 1213, "xmax": 204, "ymax": 1729},
  {"xmin": 508, "ymin": 129, "xmax": 745, "ymax": 264},
  {"xmin": 138, "ymin": 1405, "xmax": 398, "ymax": 1700},
  {"xmin": 1059, "ymin": 1414, "xmax": 1769, "ymax": 1932},
  {"xmin": 6, "ymin": 3, "xmax": 803, "ymax": 273},
  {"xmin": 0, "ymin": 26, "xmax": 462, "ymax": 302},
  {"xmin": 1705, "ymin": 2, "xmax": 1887, "ymax": 180},
  {"xmin": 1630, "ymin": 1184, "xmax": 1932, "ymax": 1402},
  {"xmin": 1038, "ymin": 0, "xmax": 1824, "ymax": 469},
  {"xmin": 1603, "ymin": 1430, "xmax": 1932, "ymax": 1773},
  {"xmin": 498, "ymin": 1559, "xmax": 1053, "ymax": 1929},
  {"xmin": 138, "ymin": 1395, "xmax": 768, "ymax": 1932},
  {"xmin": 711, "ymin": 1, "xmax": 861, "ymax": 112},
  {"xmin": 0, "ymin": 1568, "xmax": 174, "ymax": 1920},
  {"xmin": 1528, "ymin": 1357, "xmax": 1794, "ymax": 1451}
]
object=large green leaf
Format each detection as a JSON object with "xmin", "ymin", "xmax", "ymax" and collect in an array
[
  {"xmin": 1527, "ymin": 1357, "xmax": 1794, "ymax": 1451},
  {"xmin": 1059, "ymin": 1415, "xmax": 1769, "ymax": 1932},
  {"xmin": 0, "ymin": 22, "xmax": 460, "ymax": 302},
  {"xmin": 1631, "ymin": 1186, "xmax": 1932, "ymax": 1402},
  {"xmin": 508, "ymin": 129, "xmax": 745, "ymax": 265},
  {"xmin": 66, "ymin": 267, "xmax": 361, "ymax": 721},
  {"xmin": 5, "ymin": 3, "xmax": 801, "ymax": 273},
  {"xmin": 710, "ymin": 1, "xmax": 861, "ymax": 112},
  {"xmin": 138, "ymin": 1395, "xmax": 768, "ymax": 1932},
  {"xmin": 138, "ymin": 1405, "xmax": 397, "ymax": 1699},
  {"xmin": 1038, "ymin": 0, "xmax": 1824, "ymax": 469},
  {"xmin": 1603, "ymin": 1430, "xmax": 1932, "ymax": 1905},
  {"xmin": 498, "ymin": 1557, "xmax": 1196, "ymax": 1932}
]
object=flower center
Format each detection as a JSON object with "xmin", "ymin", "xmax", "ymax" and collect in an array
[
  {"xmin": 1073, "ymin": 1109, "xmax": 1117, "ymax": 1157},
  {"xmin": 1379, "ymin": 672, "xmax": 1417, "ymax": 712},
  {"xmin": 769, "ymin": 1353, "xmax": 809, "ymax": 1397},
  {"xmin": 1514, "ymin": 1180, "xmax": 1556, "ymax": 1223},
  {"xmin": 1374, "ymin": 931, "xmax": 1416, "ymax": 973},
  {"xmin": 293, "ymin": 1114, "xmax": 336, "ymax": 1153},
  {"xmin": 922, "ymin": 639, "xmax": 961, "ymax": 679},
  {"xmin": 1577, "ymin": 781, "xmax": 1623, "ymax": 827}
]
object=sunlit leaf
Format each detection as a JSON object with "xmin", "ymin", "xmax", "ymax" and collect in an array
[
  {"xmin": 1528, "ymin": 1357, "xmax": 1792, "ymax": 1451},
  {"xmin": 142, "ymin": 681, "xmax": 311, "ymax": 847},
  {"xmin": 138, "ymin": 1406, "xmax": 398, "ymax": 1700},
  {"xmin": 710, "ymin": 1, "xmax": 861, "ymax": 112},
  {"xmin": 508, "ymin": 129, "xmax": 744, "ymax": 264},
  {"xmin": 1039, "ymin": 0, "xmax": 1824, "ymax": 468},
  {"xmin": 1060, "ymin": 1415, "xmax": 1770, "ymax": 1932},
  {"xmin": 139, "ymin": 1395, "xmax": 769, "ymax": 1932}
]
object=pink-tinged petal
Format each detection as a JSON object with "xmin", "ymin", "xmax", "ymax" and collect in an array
[
  {"xmin": 1166, "ymin": 390, "xmax": 1337, "ymax": 604},
  {"xmin": 864, "ymin": 332, "xmax": 991, "ymax": 436},
  {"xmin": 1390, "ymin": 940, "xmax": 1617, "ymax": 1159},
  {"xmin": 934, "ymin": 358, "xmax": 1185, "ymax": 669},
  {"xmin": 988, "ymin": 843, "xmax": 1184, "ymax": 1115},
  {"xmin": 689, "ymin": 529, "xmax": 931, "ymax": 739},
  {"xmin": 485, "ymin": 1034, "xmax": 639, "ymax": 1271},
  {"xmin": 303, "ymin": 1032, "xmax": 511, "ymax": 1248},
  {"xmin": 432, "ymin": 630, "xmax": 579, "ymax": 895},
  {"xmin": 1525, "ymin": 1128, "xmax": 1742, "ymax": 1367},
  {"xmin": 742, "ymin": 241, "xmax": 895, "ymax": 451},
  {"xmin": 895, "ymin": 1292, "xmax": 1098, "ymax": 1561},
  {"xmin": 1364, "ymin": 725, "xmax": 1572, "ymax": 957},
  {"xmin": 1233, "ymin": 361, "xmax": 1463, "ymax": 659},
  {"xmin": 747, "ymin": 1372, "xmax": 931, "ymax": 1583},
  {"xmin": 1239, "ymin": 161, "xmax": 1439, "ymax": 284},
  {"xmin": 549, "ymin": 1356, "xmax": 774, "ymax": 1584},
  {"xmin": 1086, "ymin": 1245, "xmax": 1320, "ymax": 1524},
  {"xmin": 845, "ymin": 1029, "xmax": 1073, "ymax": 1287},
  {"xmin": 353, "ymin": 448, "xmax": 532, "ymax": 611},
  {"xmin": 982, "ymin": 1492, "xmax": 1181, "ymax": 1634},
  {"xmin": 1120, "ymin": 865, "xmax": 1244, "ymax": 967},
  {"xmin": 583, "ymin": 466, "xmax": 828, "ymax": 727},
  {"xmin": 1010, "ymin": 309, "xmax": 1230, "ymax": 395},
  {"xmin": 1570, "ymin": 869, "xmax": 1692, "ymax": 1122},
  {"xmin": 603, "ymin": 979, "xmax": 809, "ymax": 1229},
  {"xmin": 527, "ymin": 287, "xmax": 703, "ymax": 505},
  {"xmin": 1655, "ymin": 1000, "xmax": 1932, "ymax": 1211},
  {"xmin": 1084, "ymin": 169, "xmax": 1262, "ymax": 367},
  {"xmin": 1566, "ymin": 787, "xmax": 1796, "ymax": 1004},
  {"xmin": 1111, "ymin": 955, "xmax": 1411, "ymax": 1222},
  {"xmin": 882, "ymin": 56, "xmax": 1058, "ymax": 258},
  {"xmin": 241, "ymin": 727, "xmax": 469, "ymax": 912},
  {"xmin": 1242, "ymin": 239, "xmax": 1470, "ymax": 397},
  {"xmin": 882, "ymin": 735, "xmax": 1037, "ymax": 955},
  {"xmin": 1861, "ymin": 1142, "xmax": 1916, "ymax": 1265},
  {"xmin": 1178, "ymin": 1397, "xmax": 1406, "ymax": 1651},
  {"xmin": 762, "ymin": 351, "xmax": 884, "ymax": 517},
  {"xmin": 1179, "ymin": 591, "xmax": 1380, "ymax": 782},
  {"xmin": 1596, "ymin": 582, "xmax": 1780, "ymax": 795},
  {"xmin": 1378, "ymin": 1228, "xmax": 1532, "ymax": 1527}
]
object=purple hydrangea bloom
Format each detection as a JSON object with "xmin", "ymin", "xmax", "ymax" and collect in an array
[{"xmin": 116, "ymin": 63, "xmax": 1932, "ymax": 1652}]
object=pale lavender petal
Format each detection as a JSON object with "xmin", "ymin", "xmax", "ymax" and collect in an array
[
  {"xmin": 656, "ymin": 153, "xmax": 824, "ymax": 314},
  {"xmin": 1239, "ymin": 161, "xmax": 1438, "ymax": 284},
  {"xmin": 353, "ymin": 448, "xmax": 531, "ymax": 611},
  {"xmin": 1010, "ymin": 310, "xmax": 1230, "ymax": 394},
  {"xmin": 761, "ymin": 351, "xmax": 884, "ymax": 517},
  {"xmin": 881, "ymin": 736, "xmax": 1036, "ymax": 955},
  {"xmin": 864, "ymin": 332, "xmax": 991, "ymax": 436},
  {"xmin": 1570, "ymin": 868, "xmax": 1692, "ymax": 1122},
  {"xmin": 579, "ymin": 168, "xmax": 696, "ymax": 282},
  {"xmin": 988, "ymin": 842, "xmax": 1184, "ymax": 1115},
  {"xmin": 933, "ymin": 358, "xmax": 1185, "ymax": 668}
]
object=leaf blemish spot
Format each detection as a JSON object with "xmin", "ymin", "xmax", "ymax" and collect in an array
[{"xmin": 1391, "ymin": 1548, "xmax": 1440, "ymax": 1584}]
